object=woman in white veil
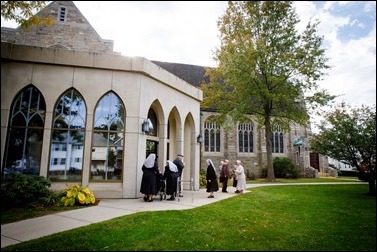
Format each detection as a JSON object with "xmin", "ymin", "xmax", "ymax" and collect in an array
[
  {"xmin": 206, "ymin": 159, "xmax": 219, "ymax": 198},
  {"xmin": 140, "ymin": 154, "xmax": 159, "ymax": 202},
  {"xmin": 163, "ymin": 160, "xmax": 180, "ymax": 201}
]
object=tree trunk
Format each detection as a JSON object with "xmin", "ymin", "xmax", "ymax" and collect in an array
[
  {"xmin": 367, "ymin": 168, "xmax": 376, "ymax": 196},
  {"xmin": 264, "ymin": 117, "xmax": 275, "ymax": 181},
  {"xmin": 367, "ymin": 178, "xmax": 376, "ymax": 196}
]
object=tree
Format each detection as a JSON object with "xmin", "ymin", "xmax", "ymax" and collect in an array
[
  {"xmin": 201, "ymin": 1, "xmax": 335, "ymax": 181},
  {"xmin": 310, "ymin": 103, "xmax": 376, "ymax": 195},
  {"xmin": 1, "ymin": 1, "xmax": 53, "ymax": 28}
]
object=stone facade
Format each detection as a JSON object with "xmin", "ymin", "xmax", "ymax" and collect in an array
[
  {"xmin": 1, "ymin": 1, "xmax": 115, "ymax": 54},
  {"xmin": 198, "ymin": 111, "xmax": 318, "ymax": 178}
]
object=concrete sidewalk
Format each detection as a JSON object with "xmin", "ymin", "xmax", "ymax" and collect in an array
[
  {"xmin": 1, "ymin": 187, "xmax": 242, "ymax": 248},
  {"xmin": 1, "ymin": 181, "xmax": 364, "ymax": 249}
]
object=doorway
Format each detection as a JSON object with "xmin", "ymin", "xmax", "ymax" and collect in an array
[{"xmin": 146, "ymin": 140, "xmax": 158, "ymax": 158}]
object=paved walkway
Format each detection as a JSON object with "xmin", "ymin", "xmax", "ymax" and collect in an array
[{"xmin": 1, "ymin": 181, "xmax": 364, "ymax": 248}]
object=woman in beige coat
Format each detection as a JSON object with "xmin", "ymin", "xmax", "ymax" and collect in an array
[{"xmin": 235, "ymin": 160, "xmax": 246, "ymax": 193}]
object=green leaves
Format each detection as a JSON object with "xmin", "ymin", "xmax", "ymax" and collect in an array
[
  {"xmin": 205, "ymin": 1, "xmax": 332, "ymax": 124},
  {"xmin": 310, "ymin": 103, "xmax": 376, "ymax": 170},
  {"xmin": 1, "ymin": 1, "xmax": 54, "ymax": 28},
  {"xmin": 59, "ymin": 185, "xmax": 96, "ymax": 207},
  {"xmin": 203, "ymin": 1, "xmax": 334, "ymax": 180}
]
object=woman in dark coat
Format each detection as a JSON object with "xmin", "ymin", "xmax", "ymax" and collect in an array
[
  {"xmin": 206, "ymin": 159, "xmax": 219, "ymax": 198},
  {"xmin": 163, "ymin": 160, "xmax": 180, "ymax": 201},
  {"xmin": 140, "ymin": 153, "xmax": 159, "ymax": 202}
]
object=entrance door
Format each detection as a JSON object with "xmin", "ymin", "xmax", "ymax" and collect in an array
[
  {"xmin": 310, "ymin": 152, "xmax": 319, "ymax": 171},
  {"xmin": 146, "ymin": 140, "xmax": 158, "ymax": 158}
]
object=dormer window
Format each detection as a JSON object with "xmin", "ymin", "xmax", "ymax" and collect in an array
[{"xmin": 58, "ymin": 6, "xmax": 67, "ymax": 22}]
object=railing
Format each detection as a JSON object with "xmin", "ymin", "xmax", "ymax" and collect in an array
[{"xmin": 177, "ymin": 177, "xmax": 194, "ymax": 202}]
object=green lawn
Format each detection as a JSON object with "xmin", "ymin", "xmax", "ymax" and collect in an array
[
  {"xmin": 1, "ymin": 202, "xmax": 99, "ymax": 225},
  {"xmin": 250, "ymin": 177, "xmax": 361, "ymax": 183},
  {"xmin": 2, "ymin": 183, "xmax": 375, "ymax": 251},
  {"xmin": 2, "ymin": 177, "xmax": 361, "ymax": 225}
]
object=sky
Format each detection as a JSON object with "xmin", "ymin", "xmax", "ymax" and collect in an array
[{"xmin": 1, "ymin": 1, "xmax": 376, "ymax": 130}]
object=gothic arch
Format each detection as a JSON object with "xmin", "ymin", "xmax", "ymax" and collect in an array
[
  {"xmin": 2, "ymin": 84, "xmax": 46, "ymax": 177},
  {"xmin": 91, "ymin": 91, "xmax": 125, "ymax": 181},
  {"xmin": 48, "ymin": 87, "xmax": 86, "ymax": 181}
]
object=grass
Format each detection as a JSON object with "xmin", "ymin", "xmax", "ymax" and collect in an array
[
  {"xmin": 0, "ymin": 177, "xmax": 362, "ymax": 225},
  {"xmin": 1, "ymin": 200, "xmax": 100, "ymax": 225},
  {"xmin": 250, "ymin": 177, "xmax": 361, "ymax": 183},
  {"xmin": 2, "ymin": 177, "xmax": 360, "ymax": 225},
  {"xmin": 1, "ymin": 182, "xmax": 375, "ymax": 251}
]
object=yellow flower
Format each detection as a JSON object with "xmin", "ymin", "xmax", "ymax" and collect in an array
[
  {"xmin": 83, "ymin": 188, "xmax": 91, "ymax": 194},
  {"xmin": 78, "ymin": 192, "xmax": 86, "ymax": 204},
  {"xmin": 67, "ymin": 190, "xmax": 72, "ymax": 198}
]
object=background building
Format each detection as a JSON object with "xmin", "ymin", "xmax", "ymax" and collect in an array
[{"xmin": 152, "ymin": 60, "xmax": 326, "ymax": 178}]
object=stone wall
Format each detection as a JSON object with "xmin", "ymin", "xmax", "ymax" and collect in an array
[{"xmin": 1, "ymin": 1, "xmax": 114, "ymax": 54}]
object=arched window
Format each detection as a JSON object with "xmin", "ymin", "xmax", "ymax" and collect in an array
[
  {"xmin": 49, "ymin": 89, "xmax": 86, "ymax": 181},
  {"xmin": 148, "ymin": 108, "xmax": 158, "ymax": 137},
  {"xmin": 91, "ymin": 92, "xmax": 125, "ymax": 181},
  {"xmin": 146, "ymin": 108, "xmax": 159, "ymax": 158},
  {"xmin": 204, "ymin": 118, "xmax": 220, "ymax": 152},
  {"xmin": 2, "ymin": 85, "xmax": 46, "ymax": 177},
  {"xmin": 271, "ymin": 125, "xmax": 284, "ymax": 153},
  {"xmin": 238, "ymin": 122, "xmax": 254, "ymax": 153}
]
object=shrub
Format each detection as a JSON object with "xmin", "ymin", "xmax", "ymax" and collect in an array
[
  {"xmin": 199, "ymin": 168, "xmax": 207, "ymax": 188},
  {"xmin": 289, "ymin": 165, "xmax": 299, "ymax": 179},
  {"xmin": 357, "ymin": 171, "xmax": 370, "ymax": 182},
  {"xmin": 339, "ymin": 170, "xmax": 358, "ymax": 177},
  {"xmin": 261, "ymin": 167, "xmax": 267, "ymax": 178},
  {"xmin": 273, "ymin": 157, "xmax": 297, "ymax": 178},
  {"xmin": 246, "ymin": 169, "xmax": 256, "ymax": 180},
  {"xmin": 58, "ymin": 185, "xmax": 96, "ymax": 206},
  {"xmin": 1, "ymin": 172, "xmax": 57, "ymax": 208}
]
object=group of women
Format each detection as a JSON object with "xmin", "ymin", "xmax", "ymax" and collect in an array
[
  {"xmin": 140, "ymin": 154, "xmax": 247, "ymax": 201},
  {"xmin": 205, "ymin": 158, "xmax": 247, "ymax": 198},
  {"xmin": 140, "ymin": 154, "xmax": 180, "ymax": 202}
]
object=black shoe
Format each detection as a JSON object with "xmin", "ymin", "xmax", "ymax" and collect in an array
[
  {"xmin": 143, "ymin": 196, "xmax": 148, "ymax": 202},
  {"xmin": 147, "ymin": 199, "xmax": 153, "ymax": 202},
  {"xmin": 167, "ymin": 197, "xmax": 175, "ymax": 201},
  {"xmin": 222, "ymin": 191, "xmax": 228, "ymax": 193},
  {"xmin": 178, "ymin": 194, "xmax": 183, "ymax": 197},
  {"xmin": 208, "ymin": 195, "xmax": 214, "ymax": 198},
  {"xmin": 235, "ymin": 190, "xmax": 240, "ymax": 194}
]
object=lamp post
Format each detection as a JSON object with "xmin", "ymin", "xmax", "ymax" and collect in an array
[
  {"xmin": 197, "ymin": 134, "xmax": 202, "ymax": 144},
  {"xmin": 142, "ymin": 118, "xmax": 153, "ymax": 134},
  {"xmin": 293, "ymin": 136, "xmax": 304, "ymax": 176}
]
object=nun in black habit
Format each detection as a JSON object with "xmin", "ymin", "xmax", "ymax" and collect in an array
[
  {"xmin": 206, "ymin": 159, "xmax": 219, "ymax": 198},
  {"xmin": 164, "ymin": 160, "xmax": 180, "ymax": 201},
  {"xmin": 140, "ymin": 153, "xmax": 159, "ymax": 202}
]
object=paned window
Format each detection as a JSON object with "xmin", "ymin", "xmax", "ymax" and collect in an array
[
  {"xmin": 2, "ymin": 85, "xmax": 45, "ymax": 177},
  {"xmin": 91, "ymin": 92, "xmax": 125, "ymax": 181},
  {"xmin": 49, "ymin": 89, "xmax": 86, "ymax": 181},
  {"xmin": 204, "ymin": 118, "xmax": 220, "ymax": 152},
  {"xmin": 238, "ymin": 122, "xmax": 254, "ymax": 153}
]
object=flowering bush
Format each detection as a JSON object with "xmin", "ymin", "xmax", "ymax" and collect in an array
[{"xmin": 59, "ymin": 185, "xmax": 96, "ymax": 206}]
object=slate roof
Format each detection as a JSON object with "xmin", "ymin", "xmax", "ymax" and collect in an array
[{"xmin": 152, "ymin": 60, "xmax": 211, "ymax": 87}]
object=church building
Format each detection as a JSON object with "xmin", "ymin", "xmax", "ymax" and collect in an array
[{"xmin": 1, "ymin": 1, "xmax": 327, "ymax": 199}]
